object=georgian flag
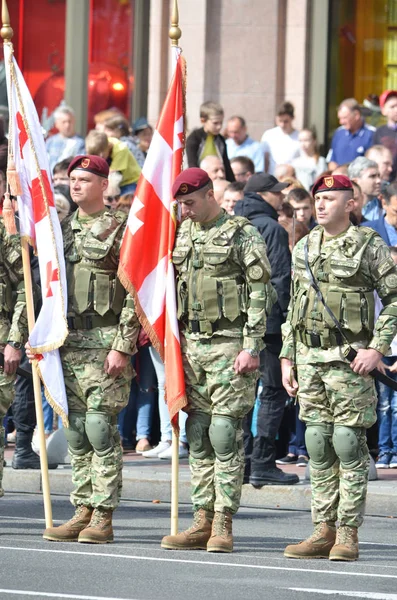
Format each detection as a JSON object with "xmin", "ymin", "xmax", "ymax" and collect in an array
[
  {"xmin": 118, "ymin": 46, "xmax": 187, "ymax": 424},
  {"xmin": 4, "ymin": 41, "xmax": 68, "ymax": 424}
]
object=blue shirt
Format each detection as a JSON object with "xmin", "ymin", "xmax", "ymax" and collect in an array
[
  {"xmin": 226, "ymin": 136, "xmax": 265, "ymax": 172},
  {"xmin": 384, "ymin": 218, "xmax": 397, "ymax": 246},
  {"xmin": 46, "ymin": 133, "xmax": 86, "ymax": 172},
  {"xmin": 327, "ymin": 123, "xmax": 374, "ymax": 165},
  {"xmin": 362, "ymin": 197, "xmax": 384, "ymax": 221}
]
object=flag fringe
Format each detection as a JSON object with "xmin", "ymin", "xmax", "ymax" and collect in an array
[
  {"xmin": 36, "ymin": 361, "xmax": 69, "ymax": 428},
  {"xmin": 29, "ymin": 327, "xmax": 68, "ymax": 354},
  {"xmin": 117, "ymin": 266, "xmax": 164, "ymax": 361}
]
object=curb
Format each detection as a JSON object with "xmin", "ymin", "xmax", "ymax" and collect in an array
[{"xmin": 4, "ymin": 467, "xmax": 397, "ymax": 518}]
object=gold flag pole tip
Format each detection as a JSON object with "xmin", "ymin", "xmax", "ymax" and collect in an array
[
  {"xmin": 169, "ymin": 0, "xmax": 181, "ymax": 45},
  {"xmin": 1, "ymin": 0, "xmax": 13, "ymax": 41}
]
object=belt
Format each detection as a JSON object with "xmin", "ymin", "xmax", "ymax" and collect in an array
[
  {"xmin": 67, "ymin": 313, "xmax": 119, "ymax": 330},
  {"xmin": 296, "ymin": 329, "xmax": 368, "ymax": 349},
  {"xmin": 185, "ymin": 315, "xmax": 244, "ymax": 335}
]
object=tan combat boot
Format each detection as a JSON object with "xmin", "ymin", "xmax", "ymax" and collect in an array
[
  {"xmin": 329, "ymin": 525, "xmax": 359, "ymax": 561},
  {"xmin": 43, "ymin": 506, "xmax": 93, "ymax": 542},
  {"xmin": 78, "ymin": 507, "xmax": 114, "ymax": 544},
  {"xmin": 207, "ymin": 511, "xmax": 233, "ymax": 553},
  {"xmin": 284, "ymin": 522, "xmax": 336, "ymax": 559},
  {"xmin": 161, "ymin": 508, "xmax": 213, "ymax": 550}
]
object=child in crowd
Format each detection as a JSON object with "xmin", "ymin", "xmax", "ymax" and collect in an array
[
  {"xmin": 286, "ymin": 187, "xmax": 316, "ymax": 230},
  {"xmin": 185, "ymin": 101, "xmax": 235, "ymax": 182},
  {"xmin": 221, "ymin": 181, "xmax": 244, "ymax": 215}
]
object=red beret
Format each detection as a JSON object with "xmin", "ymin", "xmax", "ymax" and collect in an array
[
  {"xmin": 172, "ymin": 168, "xmax": 211, "ymax": 198},
  {"xmin": 380, "ymin": 90, "xmax": 397, "ymax": 110},
  {"xmin": 312, "ymin": 174, "xmax": 353, "ymax": 196},
  {"xmin": 67, "ymin": 155, "xmax": 109, "ymax": 178}
]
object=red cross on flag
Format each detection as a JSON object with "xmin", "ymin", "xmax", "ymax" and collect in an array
[
  {"xmin": 118, "ymin": 47, "xmax": 187, "ymax": 425},
  {"xmin": 4, "ymin": 41, "xmax": 68, "ymax": 425}
]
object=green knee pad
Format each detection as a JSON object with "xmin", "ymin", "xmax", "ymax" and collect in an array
[
  {"xmin": 185, "ymin": 412, "xmax": 213, "ymax": 459},
  {"xmin": 85, "ymin": 411, "xmax": 114, "ymax": 457},
  {"xmin": 333, "ymin": 425, "xmax": 365, "ymax": 469},
  {"xmin": 305, "ymin": 423, "xmax": 336, "ymax": 470},
  {"xmin": 64, "ymin": 412, "xmax": 92, "ymax": 456},
  {"xmin": 209, "ymin": 415, "xmax": 240, "ymax": 462}
]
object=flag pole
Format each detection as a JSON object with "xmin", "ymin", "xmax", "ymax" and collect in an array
[
  {"xmin": 1, "ymin": 0, "xmax": 53, "ymax": 529},
  {"xmin": 169, "ymin": 0, "xmax": 182, "ymax": 536}
]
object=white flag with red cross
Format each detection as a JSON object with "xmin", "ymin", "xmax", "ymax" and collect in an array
[
  {"xmin": 4, "ymin": 41, "xmax": 69, "ymax": 424},
  {"xmin": 118, "ymin": 46, "xmax": 187, "ymax": 425}
]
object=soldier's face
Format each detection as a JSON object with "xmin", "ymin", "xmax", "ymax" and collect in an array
[
  {"xmin": 315, "ymin": 191, "xmax": 354, "ymax": 228},
  {"xmin": 70, "ymin": 170, "xmax": 108, "ymax": 207},
  {"xmin": 178, "ymin": 188, "xmax": 218, "ymax": 223},
  {"xmin": 383, "ymin": 195, "xmax": 397, "ymax": 229}
]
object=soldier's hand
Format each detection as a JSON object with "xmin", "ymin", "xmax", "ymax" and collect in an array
[
  {"xmin": 233, "ymin": 351, "xmax": 259, "ymax": 374},
  {"xmin": 281, "ymin": 358, "xmax": 298, "ymax": 397},
  {"xmin": 25, "ymin": 342, "xmax": 39, "ymax": 363},
  {"xmin": 104, "ymin": 350, "xmax": 129, "ymax": 377},
  {"xmin": 4, "ymin": 344, "xmax": 22, "ymax": 375},
  {"xmin": 350, "ymin": 348, "xmax": 383, "ymax": 377}
]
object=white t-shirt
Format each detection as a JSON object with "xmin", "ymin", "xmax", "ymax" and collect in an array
[{"xmin": 261, "ymin": 126, "xmax": 300, "ymax": 175}]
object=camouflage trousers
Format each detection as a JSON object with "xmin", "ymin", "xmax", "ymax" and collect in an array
[
  {"xmin": 0, "ymin": 371, "xmax": 16, "ymax": 497},
  {"xmin": 60, "ymin": 346, "xmax": 133, "ymax": 510},
  {"xmin": 182, "ymin": 335, "xmax": 257, "ymax": 515},
  {"xmin": 297, "ymin": 360, "xmax": 377, "ymax": 528}
]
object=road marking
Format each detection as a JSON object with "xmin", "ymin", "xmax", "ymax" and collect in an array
[
  {"xmin": 289, "ymin": 589, "xmax": 397, "ymax": 599},
  {"xmin": 0, "ymin": 591, "xmax": 138, "ymax": 600},
  {"xmin": 0, "ymin": 545, "xmax": 396, "ymax": 579}
]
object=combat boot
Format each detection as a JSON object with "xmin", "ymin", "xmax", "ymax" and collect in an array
[
  {"xmin": 284, "ymin": 522, "xmax": 336, "ymax": 559},
  {"xmin": 43, "ymin": 505, "xmax": 93, "ymax": 542},
  {"xmin": 207, "ymin": 511, "xmax": 233, "ymax": 553},
  {"xmin": 329, "ymin": 525, "xmax": 359, "ymax": 561},
  {"xmin": 78, "ymin": 507, "xmax": 114, "ymax": 544},
  {"xmin": 161, "ymin": 508, "xmax": 213, "ymax": 550}
]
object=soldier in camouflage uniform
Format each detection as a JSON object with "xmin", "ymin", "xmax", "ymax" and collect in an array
[
  {"xmin": 161, "ymin": 168, "xmax": 275, "ymax": 553},
  {"xmin": 280, "ymin": 174, "xmax": 397, "ymax": 561},
  {"xmin": 0, "ymin": 218, "xmax": 27, "ymax": 493},
  {"xmin": 41, "ymin": 155, "xmax": 140, "ymax": 544}
]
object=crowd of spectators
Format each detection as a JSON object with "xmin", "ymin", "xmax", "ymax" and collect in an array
[{"xmin": 6, "ymin": 90, "xmax": 397, "ymax": 477}]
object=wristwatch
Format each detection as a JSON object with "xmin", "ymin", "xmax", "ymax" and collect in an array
[
  {"xmin": 7, "ymin": 341, "xmax": 22, "ymax": 349},
  {"xmin": 244, "ymin": 349, "xmax": 259, "ymax": 358}
]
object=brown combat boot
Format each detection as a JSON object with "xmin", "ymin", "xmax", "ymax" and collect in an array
[
  {"xmin": 161, "ymin": 508, "xmax": 213, "ymax": 550},
  {"xmin": 284, "ymin": 522, "xmax": 336, "ymax": 559},
  {"xmin": 78, "ymin": 507, "xmax": 114, "ymax": 544},
  {"xmin": 43, "ymin": 506, "xmax": 93, "ymax": 542},
  {"xmin": 207, "ymin": 511, "xmax": 233, "ymax": 553},
  {"xmin": 329, "ymin": 525, "xmax": 359, "ymax": 561}
]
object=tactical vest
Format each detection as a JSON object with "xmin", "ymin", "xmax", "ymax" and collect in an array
[
  {"xmin": 291, "ymin": 226, "xmax": 380, "ymax": 343},
  {"xmin": 63, "ymin": 211, "xmax": 127, "ymax": 324},
  {"xmin": 0, "ymin": 237, "xmax": 16, "ymax": 315},
  {"xmin": 172, "ymin": 216, "xmax": 253, "ymax": 330}
]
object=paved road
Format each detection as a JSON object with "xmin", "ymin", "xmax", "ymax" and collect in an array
[{"xmin": 0, "ymin": 493, "xmax": 396, "ymax": 600}]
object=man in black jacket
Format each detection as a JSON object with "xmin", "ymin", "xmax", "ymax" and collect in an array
[{"xmin": 235, "ymin": 173, "xmax": 299, "ymax": 485}]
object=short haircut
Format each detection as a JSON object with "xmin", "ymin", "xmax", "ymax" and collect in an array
[
  {"xmin": 228, "ymin": 115, "xmax": 246, "ymax": 128},
  {"xmin": 54, "ymin": 105, "xmax": 75, "ymax": 120},
  {"xmin": 366, "ymin": 144, "xmax": 391, "ymax": 158},
  {"xmin": 286, "ymin": 187, "xmax": 312, "ymax": 204},
  {"xmin": 348, "ymin": 157, "xmax": 378, "ymax": 179},
  {"xmin": 230, "ymin": 156, "xmax": 255, "ymax": 173},
  {"xmin": 382, "ymin": 181, "xmax": 397, "ymax": 204},
  {"xmin": 200, "ymin": 101, "xmax": 224, "ymax": 120},
  {"xmin": 85, "ymin": 130, "xmax": 109, "ymax": 155},
  {"xmin": 53, "ymin": 157, "xmax": 73, "ymax": 175},
  {"xmin": 225, "ymin": 181, "xmax": 245, "ymax": 193},
  {"xmin": 277, "ymin": 101, "xmax": 295, "ymax": 118},
  {"xmin": 338, "ymin": 98, "xmax": 361, "ymax": 113},
  {"xmin": 103, "ymin": 115, "xmax": 131, "ymax": 138}
]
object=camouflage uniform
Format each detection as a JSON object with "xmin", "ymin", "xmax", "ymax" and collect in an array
[
  {"xmin": 61, "ymin": 208, "xmax": 139, "ymax": 510},
  {"xmin": 173, "ymin": 210, "xmax": 274, "ymax": 514},
  {"xmin": 0, "ymin": 220, "xmax": 27, "ymax": 495},
  {"xmin": 281, "ymin": 225, "xmax": 397, "ymax": 528}
]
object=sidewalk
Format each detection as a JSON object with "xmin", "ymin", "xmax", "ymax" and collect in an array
[{"xmin": 3, "ymin": 446, "xmax": 397, "ymax": 518}]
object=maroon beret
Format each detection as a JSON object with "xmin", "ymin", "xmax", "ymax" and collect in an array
[
  {"xmin": 172, "ymin": 168, "xmax": 211, "ymax": 197},
  {"xmin": 67, "ymin": 155, "xmax": 109, "ymax": 178},
  {"xmin": 312, "ymin": 174, "xmax": 353, "ymax": 196}
]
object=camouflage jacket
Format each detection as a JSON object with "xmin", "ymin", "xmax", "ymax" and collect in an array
[
  {"xmin": 281, "ymin": 224, "xmax": 397, "ymax": 364},
  {"xmin": 62, "ymin": 208, "xmax": 139, "ymax": 353},
  {"xmin": 0, "ymin": 219, "xmax": 27, "ymax": 345},
  {"xmin": 173, "ymin": 210, "xmax": 275, "ymax": 352}
]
